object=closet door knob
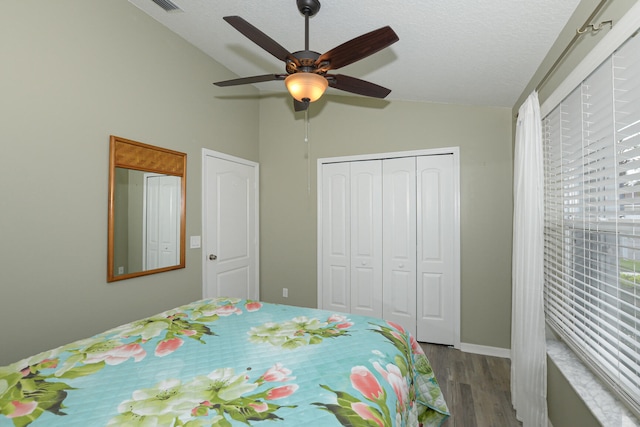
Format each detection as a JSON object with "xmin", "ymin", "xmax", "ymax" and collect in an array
[{"xmin": 209, "ymin": 254, "xmax": 217, "ymax": 260}]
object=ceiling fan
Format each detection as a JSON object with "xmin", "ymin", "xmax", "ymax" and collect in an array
[{"xmin": 213, "ymin": 0, "xmax": 399, "ymax": 112}]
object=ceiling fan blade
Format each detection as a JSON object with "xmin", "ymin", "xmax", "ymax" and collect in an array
[
  {"xmin": 315, "ymin": 26, "xmax": 399, "ymax": 71},
  {"xmin": 223, "ymin": 16, "xmax": 297, "ymax": 64},
  {"xmin": 214, "ymin": 74, "xmax": 286, "ymax": 87},
  {"xmin": 327, "ymin": 74, "xmax": 392, "ymax": 98},
  {"xmin": 293, "ymin": 98, "xmax": 309, "ymax": 112}
]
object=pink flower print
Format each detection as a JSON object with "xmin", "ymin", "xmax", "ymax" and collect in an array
[
  {"xmin": 38, "ymin": 358, "xmax": 59, "ymax": 369},
  {"xmin": 387, "ymin": 321, "xmax": 405, "ymax": 334},
  {"xmin": 172, "ymin": 312, "xmax": 188, "ymax": 318},
  {"xmin": 84, "ymin": 343, "xmax": 147, "ymax": 365},
  {"xmin": 191, "ymin": 406, "xmax": 208, "ymax": 416},
  {"xmin": 215, "ymin": 304, "xmax": 243, "ymax": 316},
  {"xmin": 336, "ymin": 322, "xmax": 353, "ymax": 329},
  {"xmin": 373, "ymin": 362, "xmax": 409, "ymax": 408},
  {"xmin": 351, "ymin": 402, "xmax": 384, "ymax": 427},
  {"xmin": 249, "ymin": 402, "xmax": 269, "ymax": 412},
  {"xmin": 266, "ymin": 384, "xmax": 299, "ymax": 400},
  {"xmin": 155, "ymin": 337, "xmax": 184, "ymax": 357},
  {"xmin": 7, "ymin": 400, "xmax": 38, "ymax": 418},
  {"xmin": 109, "ymin": 343, "xmax": 146, "ymax": 364},
  {"xmin": 410, "ymin": 335, "xmax": 421, "ymax": 354},
  {"xmin": 245, "ymin": 301, "xmax": 262, "ymax": 312},
  {"xmin": 350, "ymin": 366, "xmax": 384, "ymax": 400},
  {"xmin": 328, "ymin": 314, "xmax": 348, "ymax": 323},
  {"xmin": 261, "ymin": 363, "xmax": 295, "ymax": 382},
  {"xmin": 180, "ymin": 329, "xmax": 197, "ymax": 336},
  {"xmin": 391, "ymin": 331, "xmax": 404, "ymax": 341}
]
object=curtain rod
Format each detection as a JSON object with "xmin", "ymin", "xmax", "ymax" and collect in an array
[{"xmin": 536, "ymin": 0, "xmax": 611, "ymax": 92}]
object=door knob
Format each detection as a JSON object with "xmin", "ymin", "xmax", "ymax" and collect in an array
[{"xmin": 209, "ymin": 254, "xmax": 217, "ymax": 260}]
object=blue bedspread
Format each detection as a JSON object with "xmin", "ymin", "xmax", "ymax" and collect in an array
[{"xmin": 0, "ymin": 298, "xmax": 449, "ymax": 426}]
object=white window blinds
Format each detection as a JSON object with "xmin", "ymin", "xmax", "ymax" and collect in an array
[{"xmin": 543, "ymin": 32, "xmax": 640, "ymax": 413}]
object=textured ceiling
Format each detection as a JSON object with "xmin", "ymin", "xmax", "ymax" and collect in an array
[{"xmin": 128, "ymin": 0, "xmax": 582, "ymax": 108}]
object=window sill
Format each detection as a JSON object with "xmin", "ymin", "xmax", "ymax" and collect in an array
[{"xmin": 546, "ymin": 338, "xmax": 638, "ymax": 426}]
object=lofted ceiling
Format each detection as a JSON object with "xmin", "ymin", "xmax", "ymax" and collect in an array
[{"xmin": 128, "ymin": 0, "xmax": 582, "ymax": 108}]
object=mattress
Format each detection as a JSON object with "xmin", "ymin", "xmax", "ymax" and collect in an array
[{"xmin": 0, "ymin": 298, "xmax": 449, "ymax": 426}]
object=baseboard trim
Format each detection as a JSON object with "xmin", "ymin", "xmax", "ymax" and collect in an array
[{"xmin": 460, "ymin": 343, "xmax": 511, "ymax": 359}]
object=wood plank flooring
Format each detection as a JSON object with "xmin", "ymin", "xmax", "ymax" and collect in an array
[{"xmin": 421, "ymin": 343, "xmax": 522, "ymax": 427}]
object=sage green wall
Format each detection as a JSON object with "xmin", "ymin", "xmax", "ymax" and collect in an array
[
  {"xmin": 513, "ymin": 0, "xmax": 639, "ymax": 424},
  {"xmin": 547, "ymin": 358, "xmax": 600, "ymax": 427},
  {"xmin": 258, "ymin": 94, "xmax": 514, "ymax": 349},
  {"xmin": 0, "ymin": 0, "xmax": 260, "ymax": 366}
]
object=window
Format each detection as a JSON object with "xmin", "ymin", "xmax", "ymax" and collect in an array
[{"xmin": 543, "ymin": 32, "xmax": 640, "ymax": 415}]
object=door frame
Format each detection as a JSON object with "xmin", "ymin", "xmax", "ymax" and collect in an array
[
  {"xmin": 317, "ymin": 147, "xmax": 461, "ymax": 349},
  {"xmin": 201, "ymin": 149, "xmax": 260, "ymax": 299}
]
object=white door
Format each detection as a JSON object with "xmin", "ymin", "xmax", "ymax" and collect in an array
[
  {"xmin": 382, "ymin": 157, "xmax": 417, "ymax": 336},
  {"xmin": 321, "ymin": 160, "xmax": 383, "ymax": 317},
  {"xmin": 321, "ymin": 162, "xmax": 351, "ymax": 312},
  {"xmin": 203, "ymin": 151, "xmax": 259, "ymax": 300},
  {"xmin": 416, "ymin": 155, "xmax": 456, "ymax": 345},
  {"xmin": 318, "ymin": 148, "xmax": 460, "ymax": 348},
  {"xmin": 350, "ymin": 161, "xmax": 383, "ymax": 317},
  {"xmin": 143, "ymin": 174, "xmax": 180, "ymax": 270}
]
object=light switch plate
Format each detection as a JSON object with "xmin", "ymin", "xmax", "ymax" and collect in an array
[{"xmin": 190, "ymin": 235, "xmax": 201, "ymax": 249}]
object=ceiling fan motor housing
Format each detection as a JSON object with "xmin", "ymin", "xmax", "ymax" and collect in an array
[
  {"xmin": 287, "ymin": 50, "xmax": 323, "ymax": 74},
  {"xmin": 296, "ymin": 0, "xmax": 321, "ymax": 17}
]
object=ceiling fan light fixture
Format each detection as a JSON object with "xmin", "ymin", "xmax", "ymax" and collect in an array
[{"xmin": 285, "ymin": 73, "xmax": 328, "ymax": 102}]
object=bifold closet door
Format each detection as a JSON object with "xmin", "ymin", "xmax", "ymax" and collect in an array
[
  {"xmin": 416, "ymin": 155, "xmax": 455, "ymax": 344},
  {"xmin": 350, "ymin": 161, "xmax": 382, "ymax": 317},
  {"xmin": 382, "ymin": 157, "xmax": 417, "ymax": 337},
  {"xmin": 321, "ymin": 161, "xmax": 383, "ymax": 317},
  {"xmin": 320, "ymin": 153, "xmax": 457, "ymax": 345},
  {"xmin": 321, "ymin": 162, "xmax": 351, "ymax": 313}
]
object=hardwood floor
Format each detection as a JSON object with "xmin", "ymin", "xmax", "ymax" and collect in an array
[{"xmin": 421, "ymin": 343, "xmax": 522, "ymax": 427}]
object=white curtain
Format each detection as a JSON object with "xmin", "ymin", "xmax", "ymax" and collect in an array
[{"xmin": 511, "ymin": 91, "xmax": 548, "ymax": 426}]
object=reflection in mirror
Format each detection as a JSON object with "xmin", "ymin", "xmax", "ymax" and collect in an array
[{"xmin": 108, "ymin": 136, "xmax": 186, "ymax": 282}]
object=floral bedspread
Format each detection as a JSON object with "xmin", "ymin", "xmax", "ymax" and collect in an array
[{"xmin": 0, "ymin": 298, "xmax": 449, "ymax": 426}]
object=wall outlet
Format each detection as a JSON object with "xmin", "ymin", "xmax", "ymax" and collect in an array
[
  {"xmin": 118, "ymin": 266, "xmax": 124, "ymax": 274},
  {"xmin": 282, "ymin": 288, "xmax": 288, "ymax": 298}
]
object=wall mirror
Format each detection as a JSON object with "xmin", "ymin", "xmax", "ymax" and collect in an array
[{"xmin": 108, "ymin": 135, "xmax": 186, "ymax": 282}]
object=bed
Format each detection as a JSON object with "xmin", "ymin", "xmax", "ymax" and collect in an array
[{"xmin": 0, "ymin": 298, "xmax": 449, "ymax": 426}]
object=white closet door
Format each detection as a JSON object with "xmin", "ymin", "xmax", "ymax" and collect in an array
[
  {"xmin": 416, "ymin": 155, "xmax": 456, "ymax": 345},
  {"xmin": 321, "ymin": 162, "xmax": 351, "ymax": 312},
  {"xmin": 382, "ymin": 157, "xmax": 417, "ymax": 336},
  {"xmin": 350, "ymin": 161, "xmax": 383, "ymax": 317}
]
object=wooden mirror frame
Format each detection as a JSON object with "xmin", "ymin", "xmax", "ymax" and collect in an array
[{"xmin": 107, "ymin": 135, "xmax": 187, "ymax": 282}]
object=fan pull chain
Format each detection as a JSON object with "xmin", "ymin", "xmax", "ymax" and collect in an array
[{"xmin": 305, "ymin": 110, "xmax": 311, "ymax": 195}]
